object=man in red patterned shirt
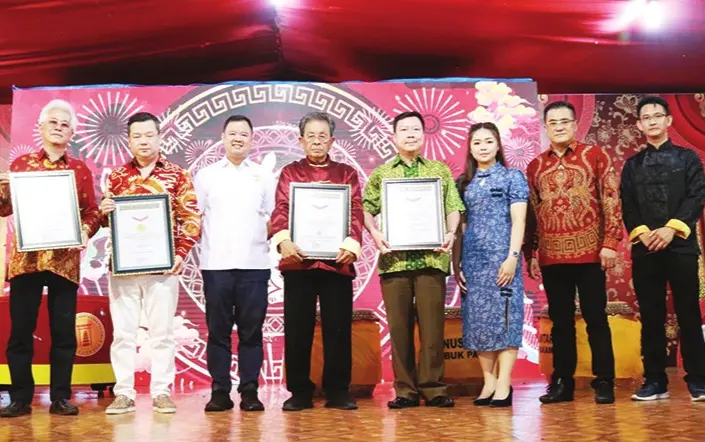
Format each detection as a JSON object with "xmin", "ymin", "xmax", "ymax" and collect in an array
[
  {"xmin": 0, "ymin": 100, "xmax": 101, "ymax": 418},
  {"xmin": 271, "ymin": 112, "xmax": 363, "ymax": 411},
  {"xmin": 524, "ymin": 101, "xmax": 622, "ymax": 405},
  {"xmin": 99, "ymin": 112, "xmax": 200, "ymax": 415}
]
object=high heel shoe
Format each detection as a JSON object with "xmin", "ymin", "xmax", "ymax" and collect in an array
[
  {"xmin": 472, "ymin": 393, "xmax": 495, "ymax": 406},
  {"xmin": 489, "ymin": 386, "xmax": 513, "ymax": 407}
]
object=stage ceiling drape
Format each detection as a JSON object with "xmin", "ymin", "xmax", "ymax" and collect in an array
[{"xmin": 1, "ymin": 0, "xmax": 705, "ymax": 104}]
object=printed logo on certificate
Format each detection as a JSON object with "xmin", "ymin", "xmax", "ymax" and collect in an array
[
  {"xmin": 109, "ymin": 193, "xmax": 175, "ymax": 276},
  {"xmin": 9, "ymin": 170, "xmax": 83, "ymax": 252},
  {"xmin": 381, "ymin": 177, "xmax": 446, "ymax": 250},
  {"xmin": 289, "ymin": 183, "xmax": 351, "ymax": 260}
]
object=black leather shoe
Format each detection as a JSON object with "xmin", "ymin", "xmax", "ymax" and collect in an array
[
  {"xmin": 0, "ymin": 401, "xmax": 31, "ymax": 418},
  {"xmin": 387, "ymin": 396, "xmax": 420, "ymax": 409},
  {"xmin": 424, "ymin": 395, "xmax": 455, "ymax": 408},
  {"xmin": 473, "ymin": 392, "xmax": 495, "ymax": 406},
  {"xmin": 490, "ymin": 387, "xmax": 513, "ymax": 407},
  {"xmin": 539, "ymin": 378, "xmax": 575, "ymax": 404},
  {"xmin": 282, "ymin": 396, "xmax": 314, "ymax": 412},
  {"xmin": 325, "ymin": 394, "xmax": 359, "ymax": 410},
  {"xmin": 240, "ymin": 390, "xmax": 264, "ymax": 412},
  {"xmin": 205, "ymin": 390, "xmax": 234, "ymax": 412},
  {"xmin": 49, "ymin": 399, "xmax": 79, "ymax": 416},
  {"xmin": 593, "ymin": 380, "xmax": 615, "ymax": 404}
]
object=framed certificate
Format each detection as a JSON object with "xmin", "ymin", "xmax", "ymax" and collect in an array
[
  {"xmin": 289, "ymin": 183, "xmax": 351, "ymax": 260},
  {"xmin": 381, "ymin": 177, "xmax": 446, "ymax": 250},
  {"xmin": 9, "ymin": 170, "xmax": 83, "ymax": 252},
  {"xmin": 109, "ymin": 193, "xmax": 175, "ymax": 276}
]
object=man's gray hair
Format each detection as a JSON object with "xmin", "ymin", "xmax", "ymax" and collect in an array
[
  {"xmin": 298, "ymin": 112, "xmax": 335, "ymax": 137},
  {"xmin": 38, "ymin": 99, "xmax": 78, "ymax": 132}
]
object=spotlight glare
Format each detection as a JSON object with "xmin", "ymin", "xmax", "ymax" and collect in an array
[{"xmin": 643, "ymin": 0, "xmax": 665, "ymax": 30}]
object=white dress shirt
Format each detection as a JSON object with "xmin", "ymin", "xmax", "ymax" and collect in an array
[{"xmin": 194, "ymin": 157, "xmax": 275, "ymax": 270}]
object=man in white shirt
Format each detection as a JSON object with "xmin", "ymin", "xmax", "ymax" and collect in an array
[{"xmin": 193, "ymin": 115, "xmax": 275, "ymax": 412}]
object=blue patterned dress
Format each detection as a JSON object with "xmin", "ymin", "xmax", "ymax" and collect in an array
[{"xmin": 461, "ymin": 163, "xmax": 529, "ymax": 351}]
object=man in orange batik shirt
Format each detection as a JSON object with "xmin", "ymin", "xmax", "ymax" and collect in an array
[
  {"xmin": 0, "ymin": 100, "xmax": 101, "ymax": 418},
  {"xmin": 99, "ymin": 112, "xmax": 200, "ymax": 415}
]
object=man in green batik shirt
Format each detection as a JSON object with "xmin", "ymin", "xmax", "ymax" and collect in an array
[{"xmin": 363, "ymin": 111, "xmax": 465, "ymax": 409}]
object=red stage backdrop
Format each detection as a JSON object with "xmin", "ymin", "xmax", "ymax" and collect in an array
[{"xmin": 6, "ymin": 80, "xmax": 546, "ymax": 385}]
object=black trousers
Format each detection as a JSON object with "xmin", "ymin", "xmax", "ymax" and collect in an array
[
  {"xmin": 632, "ymin": 251, "xmax": 705, "ymax": 384},
  {"xmin": 283, "ymin": 269, "xmax": 353, "ymax": 398},
  {"xmin": 541, "ymin": 263, "xmax": 615, "ymax": 383},
  {"xmin": 202, "ymin": 269, "xmax": 270, "ymax": 394},
  {"xmin": 6, "ymin": 271, "xmax": 78, "ymax": 403}
]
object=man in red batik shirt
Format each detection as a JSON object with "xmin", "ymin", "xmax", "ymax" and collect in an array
[
  {"xmin": 0, "ymin": 100, "xmax": 101, "ymax": 418},
  {"xmin": 271, "ymin": 112, "xmax": 363, "ymax": 412},
  {"xmin": 99, "ymin": 112, "xmax": 201, "ymax": 415},
  {"xmin": 524, "ymin": 101, "xmax": 622, "ymax": 405}
]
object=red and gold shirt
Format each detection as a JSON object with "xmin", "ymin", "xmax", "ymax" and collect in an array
[
  {"xmin": 105, "ymin": 156, "xmax": 201, "ymax": 260},
  {"xmin": 524, "ymin": 141, "xmax": 624, "ymax": 266},
  {"xmin": 0, "ymin": 150, "xmax": 101, "ymax": 284},
  {"xmin": 271, "ymin": 156, "xmax": 364, "ymax": 278}
]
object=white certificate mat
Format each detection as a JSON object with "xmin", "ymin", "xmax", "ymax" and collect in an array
[
  {"xmin": 382, "ymin": 177, "xmax": 445, "ymax": 250},
  {"xmin": 110, "ymin": 194, "xmax": 175, "ymax": 275},
  {"xmin": 289, "ymin": 183, "xmax": 350, "ymax": 260},
  {"xmin": 9, "ymin": 170, "xmax": 82, "ymax": 252}
]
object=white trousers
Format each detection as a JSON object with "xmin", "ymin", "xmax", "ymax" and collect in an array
[{"xmin": 108, "ymin": 274, "xmax": 179, "ymax": 400}]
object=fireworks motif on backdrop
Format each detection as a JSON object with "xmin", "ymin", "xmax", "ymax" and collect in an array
[
  {"xmin": 393, "ymin": 88, "xmax": 467, "ymax": 161},
  {"xmin": 502, "ymin": 135, "xmax": 537, "ymax": 169},
  {"xmin": 184, "ymin": 139, "xmax": 215, "ymax": 165},
  {"xmin": 75, "ymin": 92, "xmax": 144, "ymax": 165},
  {"xmin": 9, "ymin": 144, "xmax": 36, "ymax": 162},
  {"xmin": 31, "ymin": 123, "xmax": 43, "ymax": 148},
  {"xmin": 467, "ymin": 81, "xmax": 537, "ymax": 136},
  {"xmin": 349, "ymin": 107, "xmax": 394, "ymax": 159},
  {"xmin": 159, "ymin": 108, "xmax": 192, "ymax": 155}
]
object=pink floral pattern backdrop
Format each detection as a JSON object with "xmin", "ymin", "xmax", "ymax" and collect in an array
[
  {"xmin": 3, "ymin": 85, "xmax": 704, "ymax": 385},
  {"xmin": 4, "ymin": 81, "xmax": 545, "ymax": 384}
]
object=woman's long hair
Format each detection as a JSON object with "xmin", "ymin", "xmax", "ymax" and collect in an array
[{"xmin": 457, "ymin": 122, "xmax": 507, "ymax": 195}]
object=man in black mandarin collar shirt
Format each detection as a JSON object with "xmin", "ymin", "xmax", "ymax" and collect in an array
[{"xmin": 620, "ymin": 95, "xmax": 705, "ymax": 402}]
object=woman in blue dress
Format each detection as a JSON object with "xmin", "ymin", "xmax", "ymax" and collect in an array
[{"xmin": 452, "ymin": 122, "xmax": 529, "ymax": 407}]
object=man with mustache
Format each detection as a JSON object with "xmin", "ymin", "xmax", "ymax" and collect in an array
[
  {"xmin": 193, "ymin": 115, "xmax": 275, "ymax": 412},
  {"xmin": 271, "ymin": 111, "xmax": 363, "ymax": 411},
  {"xmin": 620, "ymin": 95, "xmax": 705, "ymax": 401},
  {"xmin": 363, "ymin": 111, "xmax": 464, "ymax": 409},
  {"xmin": 0, "ymin": 99, "xmax": 101, "ymax": 418}
]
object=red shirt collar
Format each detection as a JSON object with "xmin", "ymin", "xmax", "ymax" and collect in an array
[{"xmin": 38, "ymin": 148, "xmax": 69, "ymax": 164}]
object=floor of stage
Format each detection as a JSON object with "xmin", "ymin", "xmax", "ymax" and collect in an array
[{"xmin": 2, "ymin": 373, "xmax": 705, "ymax": 442}]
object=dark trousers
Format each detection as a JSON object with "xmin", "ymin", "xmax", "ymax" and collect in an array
[
  {"xmin": 380, "ymin": 269, "xmax": 447, "ymax": 400},
  {"xmin": 6, "ymin": 271, "xmax": 78, "ymax": 403},
  {"xmin": 632, "ymin": 251, "xmax": 705, "ymax": 384},
  {"xmin": 283, "ymin": 269, "xmax": 353, "ymax": 398},
  {"xmin": 541, "ymin": 263, "xmax": 615, "ymax": 383},
  {"xmin": 202, "ymin": 269, "xmax": 270, "ymax": 393}
]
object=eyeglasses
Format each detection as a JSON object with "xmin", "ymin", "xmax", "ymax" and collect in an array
[
  {"xmin": 640, "ymin": 113, "xmax": 667, "ymax": 122},
  {"xmin": 546, "ymin": 119, "xmax": 575, "ymax": 128},
  {"xmin": 304, "ymin": 134, "xmax": 331, "ymax": 142},
  {"xmin": 46, "ymin": 120, "xmax": 71, "ymax": 131}
]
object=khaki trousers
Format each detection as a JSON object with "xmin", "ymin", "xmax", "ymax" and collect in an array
[{"xmin": 381, "ymin": 269, "xmax": 447, "ymax": 400}]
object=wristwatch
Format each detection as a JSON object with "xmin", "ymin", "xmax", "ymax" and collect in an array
[{"xmin": 510, "ymin": 250, "xmax": 520, "ymax": 259}]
